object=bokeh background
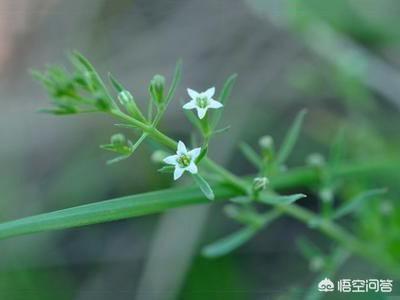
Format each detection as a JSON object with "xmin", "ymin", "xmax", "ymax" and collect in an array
[{"xmin": 0, "ymin": 0, "xmax": 400, "ymax": 299}]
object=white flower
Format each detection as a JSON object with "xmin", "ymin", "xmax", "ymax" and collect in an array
[
  {"xmin": 183, "ymin": 87, "xmax": 223, "ymax": 119},
  {"xmin": 163, "ymin": 141, "xmax": 201, "ymax": 180}
]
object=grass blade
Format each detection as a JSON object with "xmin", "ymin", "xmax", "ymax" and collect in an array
[
  {"xmin": 211, "ymin": 74, "xmax": 237, "ymax": 130},
  {"xmin": 259, "ymin": 193, "xmax": 306, "ymax": 205},
  {"xmin": 202, "ymin": 226, "xmax": 258, "ymax": 258},
  {"xmin": 0, "ymin": 184, "xmax": 237, "ymax": 241},
  {"xmin": 192, "ymin": 174, "xmax": 215, "ymax": 200},
  {"xmin": 164, "ymin": 59, "xmax": 182, "ymax": 106},
  {"xmin": 333, "ymin": 188, "xmax": 387, "ymax": 219},
  {"xmin": 239, "ymin": 142, "xmax": 262, "ymax": 168},
  {"xmin": 276, "ymin": 109, "xmax": 307, "ymax": 166},
  {"xmin": 108, "ymin": 72, "xmax": 124, "ymax": 92}
]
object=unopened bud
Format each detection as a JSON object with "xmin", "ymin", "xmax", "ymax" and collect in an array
[
  {"xmin": 306, "ymin": 153, "xmax": 325, "ymax": 167},
  {"xmin": 149, "ymin": 74, "xmax": 165, "ymax": 105},
  {"xmin": 118, "ymin": 90, "xmax": 134, "ymax": 105},
  {"xmin": 259, "ymin": 135, "xmax": 274, "ymax": 150},
  {"xmin": 310, "ymin": 256, "xmax": 325, "ymax": 272},
  {"xmin": 111, "ymin": 133, "xmax": 126, "ymax": 145},
  {"xmin": 380, "ymin": 200, "xmax": 393, "ymax": 215},
  {"xmin": 319, "ymin": 187, "xmax": 333, "ymax": 203},
  {"xmin": 253, "ymin": 177, "xmax": 269, "ymax": 192},
  {"xmin": 151, "ymin": 150, "xmax": 168, "ymax": 163}
]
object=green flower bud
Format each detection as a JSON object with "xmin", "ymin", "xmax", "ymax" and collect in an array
[
  {"xmin": 310, "ymin": 256, "xmax": 325, "ymax": 272},
  {"xmin": 149, "ymin": 74, "xmax": 166, "ymax": 105},
  {"xmin": 253, "ymin": 177, "xmax": 269, "ymax": 192},
  {"xmin": 259, "ymin": 135, "xmax": 274, "ymax": 151},
  {"xmin": 111, "ymin": 133, "xmax": 126, "ymax": 145},
  {"xmin": 259, "ymin": 135, "xmax": 274, "ymax": 161},
  {"xmin": 306, "ymin": 153, "xmax": 325, "ymax": 167},
  {"xmin": 118, "ymin": 90, "xmax": 134, "ymax": 105},
  {"xmin": 319, "ymin": 187, "xmax": 333, "ymax": 203},
  {"xmin": 151, "ymin": 150, "xmax": 168, "ymax": 163},
  {"xmin": 380, "ymin": 200, "xmax": 393, "ymax": 215}
]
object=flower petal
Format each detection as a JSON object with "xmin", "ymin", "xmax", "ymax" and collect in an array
[
  {"xmin": 187, "ymin": 162, "xmax": 198, "ymax": 174},
  {"xmin": 188, "ymin": 147, "xmax": 201, "ymax": 160},
  {"xmin": 163, "ymin": 154, "xmax": 178, "ymax": 165},
  {"xmin": 173, "ymin": 167, "xmax": 185, "ymax": 180},
  {"xmin": 182, "ymin": 100, "xmax": 196, "ymax": 110},
  {"xmin": 208, "ymin": 99, "xmax": 223, "ymax": 109},
  {"xmin": 203, "ymin": 87, "xmax": 215, "ymax": 98},
  {"xmin": 187, "ymin": 88, "xmax": 199, "ymax": 99},
  {"xmin": 177, "ymin": 140, "xmax": 187, "ymax": 155},
  {"xmin": 196, "ymin": 107, "xmax": 208, "ymax": 119}
]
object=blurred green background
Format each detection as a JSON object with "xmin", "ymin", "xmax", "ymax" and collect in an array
[{"xmin": 0, "ymin": 0, "xmax": 399, "ymax": 299}]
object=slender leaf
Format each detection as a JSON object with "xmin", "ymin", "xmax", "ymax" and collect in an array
[
  {"xmin": 108, "ymin": 72, "xmax": 124, "ymax": 92},
  {"xmin": 239, "ymin": 142, "xmax": 262, "ymax": 168},
  {"xmin": 114, "ymin": 123, "xmax": 139, "ymax": 129},
  {"xmin": 202, "ymin": 226, "xmax": 258, "ymax": 258},
  {"xmin": 164, "ymin": 59, "xmax": 182, "ymax": 106},
  {"xmin": 192, "ymin": 174, "xmax": 215, "ymax": 200},
  {"xmin": 107, "ymin": 154, "xmax": 131, "ymax": 165},
  {"xmin": 297, "ymin": 237, "xmax": 323, "ymax": 261},
  {"xmin": 158, "ymin": 166, "xmax": 175, "ymax": 173},
  {"xmin": 0, "ymin": 184, "xmax": 237, "ymax": 241},
  {"xmin": 276, "ymin": 109, "xmax": 307, "ymax": 165},
  {"xmin": 259, "ymin": 193, "xmax": 306, "ymax": 205},
  {"xmin": 211, "ymin": 126, "xmax": 231, "ymax": 136},
  {"xmin": 211, "ymin": 74, "xmax": 237, "ymax": 130},
  {"xmin": 329, "ymin": 126, "xmax": 346, "ymax": 166},
  {"xmin": 333, "ymin": 188, "xmax": 387, "ymax": 219}
]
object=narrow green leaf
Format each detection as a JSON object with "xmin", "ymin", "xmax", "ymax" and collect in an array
[
  {"xmin": 239, "ymin": 142, "xmax": 262, "ymax": 168},
  {"xmin": 259, "ymin": 193, "xmax": 306, "ymax": 205},
  {"xmin": 108, "ymin": 72, "xmax": 124, "ymax": 92},
  {"xmin": 192, "ymin": 174, "xmax": 215, "ymax": 200},
  {"xmin": 107, "ymin": 155, "xmax": 131, "ymax": 165},
  {"xmin": 276, "ymin": 109, "xmax": 307, "ymax": 166},
  {"xmin": 114, "ymin": 123, "xmax": 139, "ymax": 129},
  {"xmin": 158, "ymin": 166, "xmax": 175, "ymax": 173},
  {"xmin": 202, "ymin": 226, "xmax": 258, "ymax": 258},
  {"xmin": 333, "ymin": 188, "xmax": 387, "ymax": 219},
  {"xmin": 211, "ymin": 74, "xmax": 237, "ymax": 130},
  {"xmin": 225, "ymin": 205, "xmax": 282, "ymax": 227},
  {"xmin": 329, "ymin": 127, "xmax": 346, "ymax": 167},
  {"xmin": 0, "ymin": 184, "xmax": 238, "ymax": 241},
  {"xmin": 164, "ymin": 59, "xmax": 182, "ymax": 106},
  {"xmin": 130, "ymin": 133, "xmax": 148, "ymax": 152},
  {"xmin": 211, "ymin": 126, "xmax": 231, "ymax": 136},
  {"xmin": 297, "ymin": 237, "xmax": 323, "ymax": 261}
]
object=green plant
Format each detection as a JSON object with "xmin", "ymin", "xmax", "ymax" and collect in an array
[{"xmin": 1, "ymin": 52, "xmax": 399, "ymax": 280}]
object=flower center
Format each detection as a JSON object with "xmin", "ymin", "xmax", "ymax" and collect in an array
[
  {"xmin": 196, "ymin": 96, "xmax": 209, "ymax": 108},
  {"xmin": 177, "ymin": 154, "xmax": 191, "ymax": 167}
]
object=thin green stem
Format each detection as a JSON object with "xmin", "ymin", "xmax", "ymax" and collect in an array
[{"xmin": 108, "ymin": 108, "xmax": 400, "ymax": 277}]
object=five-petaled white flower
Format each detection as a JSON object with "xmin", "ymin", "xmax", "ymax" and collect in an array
[
  {"xmin": 163, "ymin": 141, "xmax": 201, "ymax": 180},
  {"xmin": 183, "ymin": 87, "xmax": 223, "ymax": 119}
]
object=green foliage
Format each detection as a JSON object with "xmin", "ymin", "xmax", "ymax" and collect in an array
[
  {"xmin": 333, "ymin": 188, "xmax": 387, "ymax": 219},
  {"xmin": 192, "ymin": 174, "xmax": 215, "ymax": 200},
  {"xmin": 210, "ymin": 73, "xmax": 237, "ymax": 132},
  {"xmin": 1, "ymin": 52, "xmax": 398, "ymax": 279},
  {"xmin": 276, "ymin": 109, "xmax": 308, "ymax": 166},
  {"xmin": 202, "ymin": 226, "xmax": 259, "ymax": 258}
]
